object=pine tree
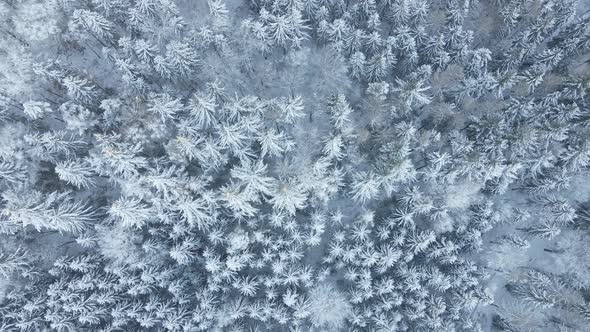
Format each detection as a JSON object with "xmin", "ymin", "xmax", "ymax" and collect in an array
[
  {"xmin": 70, "ymin": 9, "xmax": 115, "ymax": 44},
  {"xmin": 22, "ymin": 101, "xmax": 53, "ymax": 120},
  {"xmin": 350, "ymin": 171, "xmax": 380, "ymax": 204},
  {"xmin": 0, "ymin": 248, "xmax": 29, "ymax": 278},
  {"xmin": 518, "ymin": 222, "xmax": 561, "ymax": 239},
  {"xmin": 308, "ymin": 282, "xmax": 352, "ymax": 330},
  {"xmin": 109, "ymin": 196, "xmax": 152, "ymax": 228},
  {"xmin": 147, "ymin": 92, "xmax": 184, "ymax": 121},
  {"xmin": 166, "ymin": 41, "xmax": 199, "ymax": 77},
  {"xmin": 270, "ymin": 178, "xmax": 307, "ymax": 215},
  {"xmin": 62, "ymin": 76, "xmax": 97, "ymax": 104}
]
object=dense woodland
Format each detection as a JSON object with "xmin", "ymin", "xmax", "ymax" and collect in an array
[{"xmin": 1, "ymin": 0, "xmax": 590, "ymax": 331}]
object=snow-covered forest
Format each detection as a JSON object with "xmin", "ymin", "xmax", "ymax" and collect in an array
[{"xmin": 1, "ymin": 0, "xmax": 590, "ymax": 331}]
